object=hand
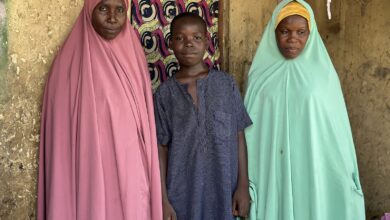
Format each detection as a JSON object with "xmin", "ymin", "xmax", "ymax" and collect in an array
[
  {"xmin": 232, "ymin": 184, "xmax": 250, "ymax": 218},
  {"xmin": 163, "ymin": 199, "xmax": 177, "ymax": 220}
]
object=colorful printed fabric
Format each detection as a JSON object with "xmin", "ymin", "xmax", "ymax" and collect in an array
[{"xmin": 131, "ymin": 0, "xmax": 220, "ymax": 90}]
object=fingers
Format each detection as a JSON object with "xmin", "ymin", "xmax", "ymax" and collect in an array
[
  {"xmin": 166, "ymin": 212, "xmax": 176, "ymax": 220},
  {"xmin": 164, "ymin": 203, "xmax": 177, "ymax": 220},
  {"xmin": 233, "ymin": 198, "xmax": 250, "ymax": 218},
  {"xmin": 170, "ymin": 207, "xmax": 177, "ymax": 220},
  {"xmin": 232, "ymin": 199, "xmax": 239, "ymax": 216},
  {"xmin": 239, "ymin": 201, "xmax": 249, "ymax": 218},
  {"xmin": 172, "ymin": 211, "xmax": 177, "ymax": 220}
]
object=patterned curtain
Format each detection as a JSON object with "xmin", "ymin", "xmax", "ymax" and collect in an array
[{"xmin": 131, "ymin": 0, "xmax": 220, "ymax": 90}]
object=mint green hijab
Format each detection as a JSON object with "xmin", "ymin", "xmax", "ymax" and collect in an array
[{"xmin": 244, "ymin": 0, "xmax": 365, "ymax": 219}]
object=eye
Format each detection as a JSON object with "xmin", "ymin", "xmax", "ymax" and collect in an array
[
  {"xmin": 279, "ymin": 29, "xmax": 288, "ymax": 35},
  {"xmin": 174, "ymin": 36, "xmax": 183, "ymax": 41},
  {"xmin": 194, "ymin": 35, "xmax": 203, "ymax": 41},
  {"xmin": 298, "ymin": 29, "xmax": 307, "ymax": 36},
  {"xmin": 117, "ymin": 6, "xmax": 125, "ymax": 13},
  {"xmin": 99, "ymin": 5, "xmax": 108, "ymax": 12}
]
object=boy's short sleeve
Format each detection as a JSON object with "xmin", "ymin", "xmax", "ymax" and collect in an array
[
  {"xmin": 231, "ymin": 78, "xmax": 253, "ymax": 131},
  {"xmin": 153, "ymin": 91, "xmax": 171, "ymax": 145}
]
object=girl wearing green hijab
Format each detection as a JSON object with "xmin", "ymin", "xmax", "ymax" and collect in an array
[{"xmin": 244, "ymin": 0, "xmax": 365, "ymax": 219}]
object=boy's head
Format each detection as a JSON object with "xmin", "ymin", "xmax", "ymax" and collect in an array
[
  {"xmin": 169, "ymin": 12, "xmax": 208, "ymax": 68},
  {"xmin": 170, "ymin": 12, "xmax": 207, "ymax": 35}
]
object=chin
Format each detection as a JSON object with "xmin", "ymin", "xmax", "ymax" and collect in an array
[
  {"xmin": 284, "ymin": 53, "xmax": 300, "ymax": 59},
  {"xmin": 102, "ymin": 35, "xmax": 118, "ymax": 40},
  {"xmin": 180, "ymin": 60, "xmax": 202, "ymax": 67},
  {"xmin": 98, "ymin": 31, "xmax": 120, "ymax": 40}
]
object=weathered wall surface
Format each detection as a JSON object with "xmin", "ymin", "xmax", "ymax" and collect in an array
[
  {"xmin": 224, "ymin": 0, "xmax": 390, "ymax": 218},
  {"xmin": 222, "ymin": 0, "xmax": 276, "ymax": 89},
  {"xmin": 0, "ymin": 0, "xmax": 83, "ymax": 219},
  {"xmin": 0, "ymin": 0, "xmax": 6, "ymax": 68}
]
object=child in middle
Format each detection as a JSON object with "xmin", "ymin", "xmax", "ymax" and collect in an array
[{"xmin": 154, "ymin": 12, "xmax": 252, "ymax": 220}]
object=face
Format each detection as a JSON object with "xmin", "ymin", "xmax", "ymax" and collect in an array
[
  {"xmin": 170, "ymin": 18, "xmax": 208, "ymax": 68},
  {"xmin": 91, "ymin": 0, "xmax": 127, "ymax": 40},
  {"xmin": 275, "ymin": 15, "xmax": 310, "ymax": 59}
]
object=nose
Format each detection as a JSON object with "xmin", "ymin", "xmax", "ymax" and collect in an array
[
  {"xmin": 107, "ymin": 10, "xmax": 117, "ymax": 24},
  {"xmin": 287, "ymin": 33, "xmax": 298, "ymax": 43},
  {"xmin": 184, "ymin": 37, "xmax": 193, "ymax": 47}
]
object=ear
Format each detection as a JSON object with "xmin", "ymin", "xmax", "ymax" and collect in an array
[
  {"xmin": 169, "ymin": 36, "xmax": 173, "ymax": 50},
  {"xmin": 205, "ymin": 32, "xmax": 211, "ymax": 44},
  {"xmin": 168, "ymin": 33, "xmax": 173, "ymax": 50},
  {"xmin": 205, "ymin": 36, "xmax": 210, "ymax": 49}
]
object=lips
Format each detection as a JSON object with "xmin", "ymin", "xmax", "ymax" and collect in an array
[
  {"xmin": 103, "ymin": 28, "xmax": 120, "ymax": 34},
  {"xmin": 285, "ymin": 47, "xmax": 299, "ymax": 53},
  {"xmin": 181, "ymin": 52, "xmax": 198, "ymax": 58},
  {"xmin": 286, "ymin": 47, "xmax": 298, "ymax": 51}
]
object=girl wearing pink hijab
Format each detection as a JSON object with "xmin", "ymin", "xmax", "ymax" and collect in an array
[{"xmin": 37, "ymin": 0, "xmax": 162, "ymax": 219}]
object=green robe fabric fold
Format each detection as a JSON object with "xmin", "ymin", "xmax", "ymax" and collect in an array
[{"xmin": 244, "ymin": 1, "xmax": 365, "ymax": 219}]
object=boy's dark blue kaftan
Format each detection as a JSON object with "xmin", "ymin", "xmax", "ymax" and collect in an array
[{"xmin": 154, "ymin": 69, "xmax": 252, "ymax": 220}]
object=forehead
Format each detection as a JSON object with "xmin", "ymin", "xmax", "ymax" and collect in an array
[
  {"xmin": 172, "ymin": 18, "xmax": 206, "ymax": 34},
  {"xmin": 99, "ymin": 0, "xmax": 125, "ymax": 5},
  {"xmin": 278, "ymin": 15, "xmax": 308, "ymax": 27}
]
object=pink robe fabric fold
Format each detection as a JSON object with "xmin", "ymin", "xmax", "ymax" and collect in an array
[{"xmin": 37, "ymin": 0, "xmax": 162, "ymax": 219}]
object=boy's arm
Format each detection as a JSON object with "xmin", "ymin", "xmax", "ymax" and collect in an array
[
  {"xmin": 232, "ymin": 131, "xmax": 250, "ymax": 218},
  {"xmin": 158, "ymin": 144, "xmax": 177, "ymax": 220}
]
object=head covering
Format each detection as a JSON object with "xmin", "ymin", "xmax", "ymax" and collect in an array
[
  {"xmin": 246, "ymin": 0, "xmax": 325, "ymax": 75},
  {"xmin": 37, "ymin": 0, "xmax": 163, "ymax": 219},
  {"xmin": 276, "ymin": 1, "xmax": 311, "ymax": 30},
  {"xmin": 244, "ymin": 0, "xmax": 365, "ymax": 219}
]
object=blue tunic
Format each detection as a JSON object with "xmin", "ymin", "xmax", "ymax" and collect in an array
[{"xmin": 154, "ymin": 69, "xmax": 252, "ymax": 220}]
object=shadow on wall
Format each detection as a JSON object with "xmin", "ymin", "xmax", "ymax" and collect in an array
[
  {"xmin": 0, "ymin": 0, "xmax": 7, "ymax": 68},
  {"xmin": 0, "ymin": 0, "xmax": 7, "ymax": 105}
]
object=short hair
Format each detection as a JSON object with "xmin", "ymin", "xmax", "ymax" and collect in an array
[{"xmin": 170, "ymin": 12, "xmax": 207, "ymax": 35}]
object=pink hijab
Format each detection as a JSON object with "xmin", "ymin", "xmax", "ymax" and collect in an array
[{"xmin": 37, "ymin": 0, "xmax": 162, "ymax": 219}]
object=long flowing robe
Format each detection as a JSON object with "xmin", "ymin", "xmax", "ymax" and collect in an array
[
  {"xmin": 244, "ymin": 1, "xmax": 365, "ymax": 219},
  {"xmin": 37, "ymin": 0, "xmax": 162, "ymax": 219}
]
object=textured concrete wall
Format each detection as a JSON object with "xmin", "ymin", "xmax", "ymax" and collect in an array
[
  {"xmin": 0, "ymin": 0, "xmax": 83, "ymax": 219},
  {"xmin": 0, "ymin": 0, "xmax": 6, "ymax": 68},
  {"xmin": 223, "ymin": 0, "xmax": 390, "ymax": 218},
  {"xmin": 221, "ymin": 0, "xmax": 276, "ymax": 89}
]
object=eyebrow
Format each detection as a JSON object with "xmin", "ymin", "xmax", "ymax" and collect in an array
[{"xmin": 100, "ymin": 1, "xmax": 125, "ymax": 7}]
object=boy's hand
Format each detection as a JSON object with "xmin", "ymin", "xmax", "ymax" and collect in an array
[
  {"xmin": 232, "ymin": 184, "xmax": 250, "ymax": 218},
  {"xmin": 163, "ymin": 199, "xmax": 177, "ymax": 220}
]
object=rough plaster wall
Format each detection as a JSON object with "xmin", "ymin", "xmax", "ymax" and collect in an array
[
  {"xmin": 0, "ymin": 0, "xmax": 6, "ymax": 68},
  {"xmin": 223, "ymin": 0, "xmax": 277, "ymax": 90},
  {"xmin": 0, "ymin": 0, "xmax": 83, "ymax": 219},
  {"xmin": 225, "ymin": 0, "xmax": 390, "ymax": 218}
]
